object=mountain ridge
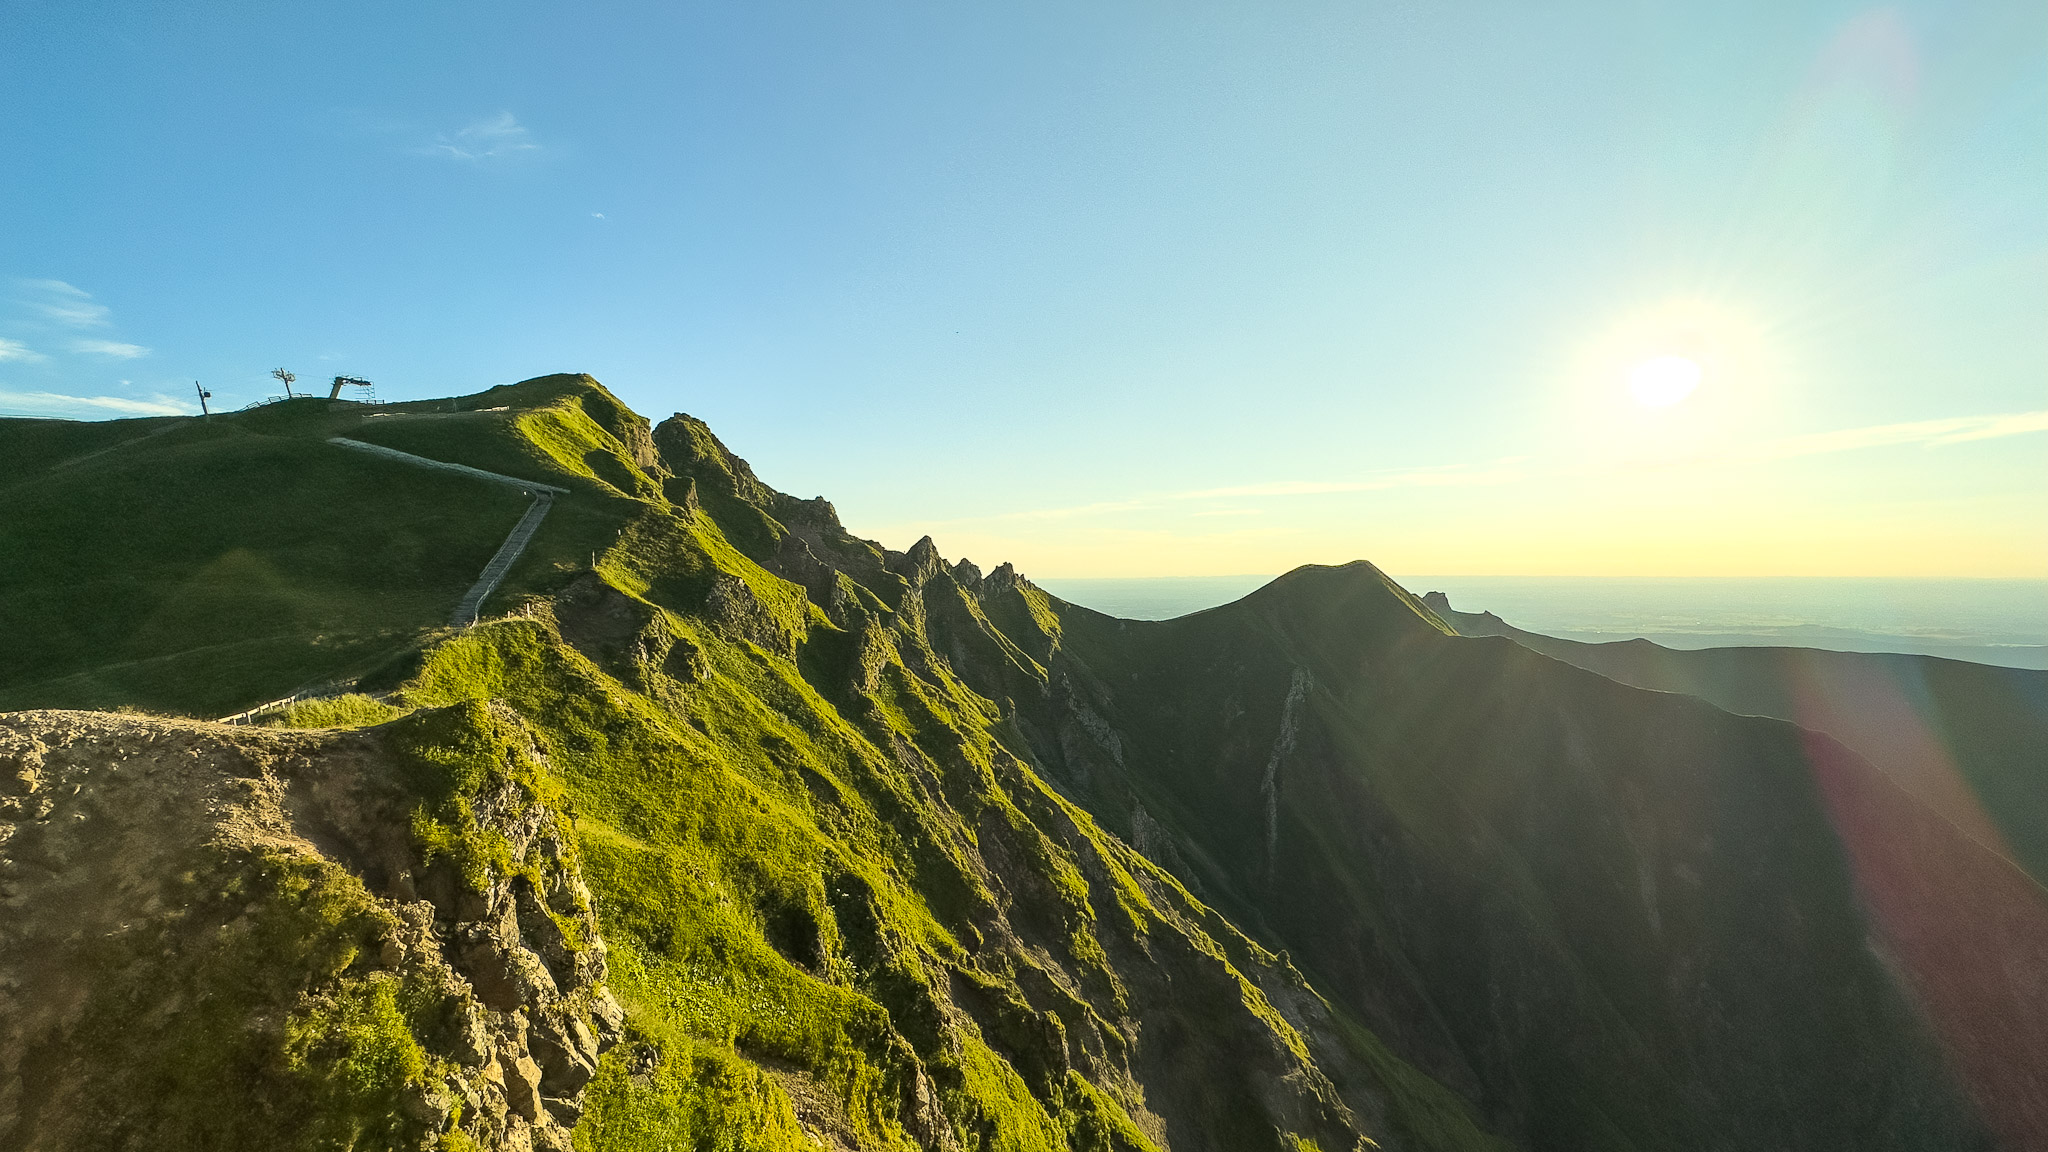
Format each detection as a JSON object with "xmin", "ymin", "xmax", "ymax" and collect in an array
[{"xmin": 0, "ymin": 372, "xmax": 2034, "ymax": 1151}]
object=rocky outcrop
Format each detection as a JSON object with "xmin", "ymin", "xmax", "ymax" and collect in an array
[
  {"xmin": 0, "ymin": 706, "xmax": 619, "ymax": 1152},
  {"xmin": 704, "ymin": 573, "xmax": 798, "ymax": 658}
]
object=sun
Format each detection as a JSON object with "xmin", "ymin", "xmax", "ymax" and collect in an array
[
  {"xmin": 1556, "ymin": 297, "xmax": 1790, "ymax": 461},
  {"xmin": 1628, "ymin": 354, "xmax": 1702, "ymax": 408}
]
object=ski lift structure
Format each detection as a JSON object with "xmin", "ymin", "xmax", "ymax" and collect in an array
[
  {"xmin": 228, "ymin": 369, "xmax": 379, "ymax": 410},
  {"xmin": 328, "ymin": 375, "xmax": 377, "ymax": 403}
]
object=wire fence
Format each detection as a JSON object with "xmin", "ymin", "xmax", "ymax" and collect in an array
[{"xmin": 217, "ymin": 680, "xmax": 354, "ymax": 725}]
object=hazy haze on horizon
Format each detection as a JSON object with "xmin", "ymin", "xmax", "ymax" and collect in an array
[
  {"xmin": 1035, "ymin": 574, "xmax": 2048, "ymax": 669},
  {"xmin": 2, "ymin": 1, "xmax": 2041, "ymax": 577}
]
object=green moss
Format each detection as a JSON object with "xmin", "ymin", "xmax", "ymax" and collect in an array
[
  {"xmin": 575, "ymin": 1037, "xmax": 818, "ymax": 1152},
  {"xmin": 262, "ymin": 692, "xmax": 410, "ymax": 729},
  {"xmin": 283, "ymin": 972, "xmax": 432, "ymax": 1134},
  {"xmin": 1056, "ymin": 1072, "xmax": 1160, "ymax": 1152}
]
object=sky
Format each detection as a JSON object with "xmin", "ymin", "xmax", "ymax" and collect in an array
[{"xmin": 2, "ymin": 0, "xmax": 2042, "ymax": 578}]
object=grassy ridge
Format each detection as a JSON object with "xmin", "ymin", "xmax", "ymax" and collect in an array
[{"xmin": 0, "ymin": 388, "xmax": 635, "ymax": 716}]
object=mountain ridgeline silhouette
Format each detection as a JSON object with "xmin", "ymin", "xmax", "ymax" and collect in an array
[{"xmin": 1, "ymin": 373, "xmax": 2039, "ymax": 1152}]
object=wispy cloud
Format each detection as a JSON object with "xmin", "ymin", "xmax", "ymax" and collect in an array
[
  {"xmin": 0, "ymin": 389, "xmax": 189, "ymax": 417},
  {"xmin": 17, "ymin": 279, "xmax": 111, "ymax": 327},
  {"xmin": 421, "ymin": 112, "xmax": 541, "ymax": 161},
  {"xmin": 1758, "ymin": 410, "xmax": 2048, "ymax": 458},
  {"xmin": 6, "ymin": 281, "xmax": 159, "ymax": 378},
  {"xmin": 993, "ymin": 499, "xmax": 1155, "ymax": 522},
  {"xmin": 1181, "ymin": 459, "xmax": 1534, "ymax": 500},
  {"xmin": 73, "ymin": 338, "xmax": 149, "ymax": 359}
]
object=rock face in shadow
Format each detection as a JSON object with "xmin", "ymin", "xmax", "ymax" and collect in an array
[{"xmin": 0, "ymin": 706, "xmax": 620, "ymax": 1152}]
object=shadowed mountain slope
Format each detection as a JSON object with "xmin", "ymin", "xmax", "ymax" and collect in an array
[
  {"xmin": 1410, "ymin": 593, "xmax": 2048, "ymax": 1149},
  {"xmin": 859, "ymin": 564, "xmax": 1997, "ymax": 1151},
  {"xmin": 1418, "ymin": 593, "xmax": 2048, "ymax": 890},
  {"xmin": 0, "ymin": 374, "xmax": 2030, "ymax": 1150}
]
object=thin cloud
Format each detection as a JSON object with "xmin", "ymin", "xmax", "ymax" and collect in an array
[
  {"xmin": 1182, "ymin": 460, "xmax": 1533, "ymax": 499},
  {"xmin": 422, "ymin": 112, "xmax": 541, "ymax": 161},
  {"xmin": 17, "ymin": 279, "xmax": 111, "ymax": 327},
  {"xmin": 929, "ymin": 461, "xmax": 1529, "ymax": 525},
  {"xmin": 1753, "ymin": 409, "xmax": 2048, "ymax": 460},
  {"xmin": 0, "ymin": 389, "xmax": 188, "ymax": 417},
  {"xmin": 993, "ymin": 498, "xmax": 1155, "ymax": 522},
  {"xmin": 0, "ymin": 338, "xmax": 44, "ymax": 363},
  {"xmin": 1919, "ymin": 410, "xmax": 2048, "ymax": 446},
  {"xmin": 73, "ymin": 339, "xmax": 150, "ymax": 359}
]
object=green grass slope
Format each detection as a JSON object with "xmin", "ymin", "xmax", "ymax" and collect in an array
[
  {"xmin": 1, "ymin": 376, "xmax": 1499, "ymax": 1152},
  {"xmin": 0, "ymin": 383, "xmax": 640, "ymax": 716}
]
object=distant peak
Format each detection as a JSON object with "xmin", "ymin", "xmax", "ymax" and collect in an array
[{"xmin": 1247, "ymin": 561, "xmax": 1456, "ymax": 639}]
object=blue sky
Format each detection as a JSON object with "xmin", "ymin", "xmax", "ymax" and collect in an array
[{"xmin": 3, "ymin": 1, "xmax": 2042, "ymax": 576}]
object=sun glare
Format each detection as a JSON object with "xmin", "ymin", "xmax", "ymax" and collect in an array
[
  {"xmin": 1556, "ymin": 297, "xmax": 1792, "ymax": 465},
  {"xmin": 1629, "ymin": 355, "xmax": 1702, "ymax": 408}
]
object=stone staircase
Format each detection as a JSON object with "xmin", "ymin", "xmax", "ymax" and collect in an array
[{"xmin": 451, "ymin": 491, "xmax": 555, "ymax": 626}]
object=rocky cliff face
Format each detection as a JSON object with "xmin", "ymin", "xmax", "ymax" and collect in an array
[{"xmin": 0, "ymin": 705, "xmax": 620, "ymax": 1152}]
